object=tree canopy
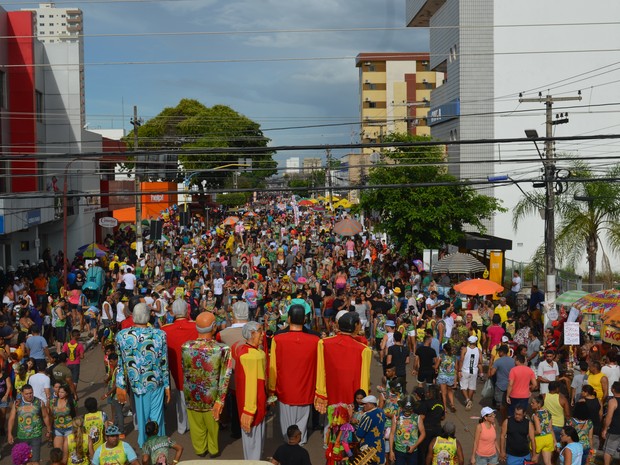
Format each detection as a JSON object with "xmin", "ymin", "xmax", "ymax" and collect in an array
[
  {"xmin": 358, "ymin": 133, "xmax": 504, "ymax": 255},
  {"xmin": 126, "ymin": 98, "xmax": 277, "ymax": 189}
]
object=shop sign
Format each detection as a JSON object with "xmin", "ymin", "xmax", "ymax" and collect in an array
[
  {"xmin": 602, "ymin": 325, "xmax": 620, "ymax": 345},
  {"xmin": 99, "ymin": 217, "xmax": 118, "ymax": 228}
]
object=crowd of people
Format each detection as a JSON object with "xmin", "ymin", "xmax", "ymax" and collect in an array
[{"xmin": 0, "ymin": 197, "xmax": 619, "ymax": 465}]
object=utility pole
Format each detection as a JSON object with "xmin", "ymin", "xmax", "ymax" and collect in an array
[
  {"xmin": 519, "ymin": 92, "xmax": 581, "ymax": 306},
  {"xmin": 326, "ymin": 148, "xmax": 333, "ymax": 210},
  {"xmin": 130, "ymin": 106, "xmax": 143, "ymax": 258}
]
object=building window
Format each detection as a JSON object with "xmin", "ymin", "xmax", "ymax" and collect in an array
[
  {"xmin": 39, "ymin": 23, "xmax": 44, "ymax": 26},
  {"xmin": 35, "ymin": 91, "xmax": 44, "ymax": 122},
  {"xmin": 39, "ymin": 14, "xmax": 44, "ymax": 18},
  {"xmin": 61, "ymin": 23, "xmax": 65, "ymax": 26},
  {"xmin": 40, "ymin": 31, "xmax": 44, "ymax": 34}
]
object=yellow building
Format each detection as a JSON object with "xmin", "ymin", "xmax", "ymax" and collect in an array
[{"xmin": 349, "ymin": 53, "xmax": 444, "ymax": 194}]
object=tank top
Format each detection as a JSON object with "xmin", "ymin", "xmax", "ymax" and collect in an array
[
  {"xmin": 477, "ymin": 422, "xmax": 497, "ymax": 457},
  {"xmin": 84, "ymin": 411, "xmax": 105, "ymax": 450},
  {"xmin": 506, "ymin": 417, "xmax": 531, "ymax": 456},
  {"xmin": 544, "ymin": 392, "xmax": 565, "ymax": 427},
  {"xmin": 433, "ymin": 436, "xmax": 457, "ymax": 465},
  {"xmin": 560, "ymin": 442, "xmax": 583, "ymax": 465},
  {"xmin": 588, "ymin": 372, "xmax": 605, "ymax": 399},
  {"xmin": 462, "ymin": 346, "xmax": 480, "ymax": 374},
  {"xmin": 609, "ymin": 395, "xmax": 620, "ymax": 434},
  {"xmin": 52, "ymin": 398, "xmax": 74, "ymax": 430},
  {"xmin": 98, "ymin": 442, "xmax": 128, "ymax": 465},
  {"xmin": 67, "ymin": 433, "xmax": 90, "ymax": 465}
]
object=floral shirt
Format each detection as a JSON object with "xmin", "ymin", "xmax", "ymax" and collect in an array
[
  {"xmin": 181, "ymin": 339, "xmax": 232, "ymax": 412},
  {"xmin": 393, "ymin": 411, "xmax": 420, "ymax": 453},
  {"xmin": 535, "ymin": 409, "xmax": 553, "ymax": 435},
  {"xmin": 439, "ymin": 354, "xmax": 456, "ymax": 377},
  {"xmin": 115, "ymin": 326, "xmax": 170, "ymax": 395},
  {"xmin": 16, "ymin": 398, "xmax": 44, "ymax": 439},
  {"xmin": 569, "ymin": 418, "xmax": 593, "ymax": 448}
]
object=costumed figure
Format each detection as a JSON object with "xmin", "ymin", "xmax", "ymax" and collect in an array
[{"xmin": 325, "ymin": 404, "xmax": 356, "ymax": 465}]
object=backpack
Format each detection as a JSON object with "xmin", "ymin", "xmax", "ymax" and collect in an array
[{"xmin": 67, "ymin": 342, "xmax": 79, "ymax": 362}]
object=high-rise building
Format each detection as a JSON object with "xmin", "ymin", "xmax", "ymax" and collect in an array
[
  {"xmin": 285, "ymin": 157, "xmax": 300, "ymax": 175},
  {"xmin": 406, "ymin": 0, "xmax": 495, "ymax": 233},
  {"xmin": 302, "ymin": 157, "xmax": 322, "ymax": 172},
  {"xmin": 349, "ymin": 53, "xmax": 443, "ymax": 199}
]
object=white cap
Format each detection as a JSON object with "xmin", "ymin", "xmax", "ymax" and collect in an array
[
  {"xmin": 501, "ymin": 335, "xmax": 509, "ymax": 342},
  {"xmin": 481, "ymin": 407, "xmax": 495, "ymax": 417},
  {"xmin": 335, "ymin": 310, "xmax": 348, "ymax": 322},
  {"xmin": 361, "ymin": 395, "xmax": 378, "ymax": 404},
  {"xmin": 468, "ymin": 335, "xmax": 478, "ymax": 343}
]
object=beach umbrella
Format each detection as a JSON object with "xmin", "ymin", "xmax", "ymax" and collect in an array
[
  {"xmin": 555, "ymin": 290, "xmax": 589, "ymax": 306},
  {"xmin": 433, "ymin": 253, "xmax": 486, "ymax": 274},
  {"xmin": 222, "ymin": 216, "xmax": 240, "ymax": 226},
  {"xmin": 298, "ymin": 200, "xmax": 314, "ymax": 207},
  {"xmin": 454, "ymin": 279, "xmax": 504, "ymax": 296},
  {"xmin": 76, "ymin": 243, "xmax": 108, "ymax": 258},
  {"xmin": 572, "ymin": 289, "xmax": 620, "ymax": 315},
  {"xmin": 333, "ymin": 218, "xmax": 363, "ymax": 236}
]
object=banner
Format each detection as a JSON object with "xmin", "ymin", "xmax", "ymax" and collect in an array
[
  {"xmin": 602, "ymin": 325, "xmax": 620, "ymax": 345},
  {"xmin": 488, "ymin": 251, "xmax": 503, "ymax": 285}
]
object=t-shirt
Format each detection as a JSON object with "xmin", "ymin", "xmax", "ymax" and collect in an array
[
  {"xmin": 494, "ymin": 305, "xmax": 511, "ymax": 323},
  {"xmin": 53, "ymin": 363, "xmax": 74, "ymax": 385},
  {"xmin": 142, "ymin": 435, "xmax": 176, "ymax": 465},
  {"xmin": 537, "ymin": 360, "xmax": 559, "ymax": 394},
  {"xmin": 387, "ymin": 344, "xmax": 410, "ymax": 378},
  {"xmin": 272, "ymin": 443, "xmax": 312, "ymax": 465},
  {"xmin": 63, "ymin": 341, "xmax": 85, "ymax": 366},
  {"xmin": 509, "ymin": 365, "xmax": 536, "ymax": 398},
  {"xmin": 602, "ymin": 365, "xmax": 620, "ymax": 397},
  {"xmin": 493, "ymin": 356, "xmax": 516, "ymax": 391},
  {"xmin": 29, "ymin": 372, "xmax": 51, "ymax": 404},
  {"xmin": 26, "ymin": 335, "xmax": 48, "ymax": 360},
  {"xmin": 487, "ymin": 325, "xmax": 505, "ymax": 349},
  {"xmin": 511, "ymin": 276, "xmax": 522, "ymax": 292},
  {"xmin": 92, "ymin": 441, "xmax": 138, "ymax": 465},
  {"xmin": 416, "ymin": 346, "xmax": 437, "ymax": 372}
]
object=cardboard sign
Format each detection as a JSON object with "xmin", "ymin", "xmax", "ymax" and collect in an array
[{"xmin": 564, "ymin": 322, "xmax": 580, "ymax": 345}]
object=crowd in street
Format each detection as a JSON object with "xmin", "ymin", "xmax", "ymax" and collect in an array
[{"xmin": 1, "ymin": 196, "xmax": 620, "ymax": 465}]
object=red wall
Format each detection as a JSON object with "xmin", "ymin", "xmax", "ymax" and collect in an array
[{"xmin": 7, "ymin": 11, "xmax": 37, "ymax": 192}]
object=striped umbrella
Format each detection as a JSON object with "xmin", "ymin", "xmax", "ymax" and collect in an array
[
  {"xmin": 555, "ymin": 290, "xmax": 589, "ymax": 306},
  {"xmin": 433, "ymin": 253, "xmax": 486, "ymax": 274},
  {"xmin": 573, "ymin": 289, "xmax": 620, "ymax": 314}
]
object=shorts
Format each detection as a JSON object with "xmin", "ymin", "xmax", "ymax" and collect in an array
[
  {"xmin": 475, "ymin": 453, "xmax": 498, "ymax": 465},
  {"xmin": 437, "ymin": 374, "xmax": 455, "ymax": 386},
  {"xmin": 604, "ymin": 433, "xmax": 620, "ymax": 457},
  {"xmin": 55, "ymin": 326, "xmax": 67, "ymax": 343},
  {"xmin": 314, "ymin": 308, "xmax": 321, "ymax": 317},
  {"xmin": 17, "ymin": 437, "xmax": 42, "ymax": 462},
  {"xmin": 493, "ymin": 387, "xmax": 506, "ymax": 405},
  {"xmin": 506, "ymin": 454, "xmax": 530, "ymax": 465},
  {"xmin": 535, "ymin": 433, "xmax": 555, "ymax": 453},
  {"xmin": 324, "ymin": 308, "xmax": 335, "ymax": 318},
  {"xmin": 417, "ymin": 370, "xmax": 435, "ymax": 384},
  {"xmin": 347, "ymin": 250, "xmax": 354, "ymax": 258},
  {"xmin": 55, "ymin": 426, "xmax": 72, "ymax": 437},
  {"xmin": 0, "ymin": 399, "xmax": 8, "ymax": 408},
  {"xmin": 460, "ymin": 372, "xmax": 478, "ymax": 390}
]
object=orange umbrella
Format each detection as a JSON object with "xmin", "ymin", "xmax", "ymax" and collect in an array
[
  {"xmin": 333, "ymin": 218, "xmax": 363, "ymax": 236},
  {"xmin": 601, "ymin": 304, "xmax": 620, "ymax": 326},
  {"xmin": 454, "ymin": 279, "xmax": 504, "ymax": 296},
  {"xmin": 298, "ymin": 199, "xmax": 314, "ymax": 207},
  {"xmin": 222, "ymin": 216, "xmax": 240, "ymax": 226}
]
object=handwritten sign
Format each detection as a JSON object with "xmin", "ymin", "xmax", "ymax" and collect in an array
[{"xmin": 564, "ymin": 322, "xmax": 580, "ymax": 345}]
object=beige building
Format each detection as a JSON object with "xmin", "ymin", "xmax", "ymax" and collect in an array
[{"xmin": 349, "ymin": 53, "xmax": 443, "ymax": 197}]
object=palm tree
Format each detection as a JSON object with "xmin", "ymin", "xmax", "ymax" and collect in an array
[{"xmin": 513, "ymin": 161, "xmax": 620, "ymax": 284}]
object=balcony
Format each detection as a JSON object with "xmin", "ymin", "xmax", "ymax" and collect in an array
[
  {"xmin": 407, "ymin": 0, "xmax": 447, "ymax": 27},
  {"xmin": 67, "ymin": 24, "xmax": 82, "ymax": 33}
]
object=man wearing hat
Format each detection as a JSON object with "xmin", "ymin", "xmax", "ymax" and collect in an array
[
  {"xmin": 388, "ymin": 394, "xmax": 426, "ymax": 465},
  {"xmin": 315, "ymin": 312, "xmax": 371, "ymax": 414},
  {"xmin": 115, "ymin": 304, "xmax": 170, "ymax": 447},
  {"xmin": 91, "ymin": 424, "xmax": 140, "ymax": 465},
  {"xmin": 458, "ymin": 335, "xmax": 483, "ymax": 411},
  {"xmin": 356, "ymin": 395, "xmax": 387, "ymax": 464},
  {"xmin": 269, "ymin": 304, "xmax": 319, "ymax": 445},
  {"xmin": 181, "ymin": 312, "xmax": 232, "ymax": 458},
  {"xmin": 162, "ymin": 298, "xmax": 198, "ymax": 435},
  {"xmin": 217, "ymin": 299, "xmax": 251, "ymax": 439}
]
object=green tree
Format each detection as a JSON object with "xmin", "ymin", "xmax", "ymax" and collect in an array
[
  {"xmin": 512, "ymin": 160, "xmax": 620, "ymax": 284},
  {"xmin": 358, "ymin": 133, "xmax": 504, "ymax": 255},
  {"xmin": 285, "ymin": 170, "xmax": 326, "ymax": 198},
  {"xmin": 125, "ymin": 98, "xmax": 277, "ymax": 190}
]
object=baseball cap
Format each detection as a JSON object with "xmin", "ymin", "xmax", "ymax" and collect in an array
[
  {"xmin": 468, "ymin": 335, "xmax": 478, "ymax": 343},
  {"xmin": 481, "ymin": 407, "xmax": 495, "ymax": 417},
  {"xmin": 335, "ymin": 310, "xmax": 349, "ymax": 323},
  {"xmin": 385, "ymin": 320, "xmax": 396, "ymax": 327},
  {"xmin": 361, "ymin": 395, "xmax": 378, "ymax": 404},
  {"xmin": 393, "ymin": 287, "xmax": 401, "ymax": 294},
  {"xmin": 501, "ymin": 335, "xmax": 509, "ymax": 342}
]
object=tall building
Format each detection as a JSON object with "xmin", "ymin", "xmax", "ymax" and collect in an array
[
  {"xmin": 302, "ymin": 157, "xmax": 322, "ymax": 172},
  {"xmin": 406, "ymin": 0, "xmax": 495, "ymax": 233},
  {"xmin": 285, "ymin": 157, "xmax": 300, "ymax": 175},
  {"xmin": 350, "ymin": 53, "xmax": 443, "ymax": 199}
]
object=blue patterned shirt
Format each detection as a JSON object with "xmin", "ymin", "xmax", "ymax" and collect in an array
[{"xmin": 115, "ymin": 326, "xmax": 169, "ymax": 395}]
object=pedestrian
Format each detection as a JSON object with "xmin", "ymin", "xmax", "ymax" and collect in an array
[
  {"xmin": 181, "ymin": 312, "xmax": 232, "ymax": 458},
  {"xmin": 29, "ymin": 362, "xmax": 51, "ymax": 406},
  {"xmin": 426, "ymin": 422, "xmax": 464, "ymax": 465},
  {"xmin": 101, "ymin": 352, "xmax": 124, "ymax": 434},
  {"xmin": 25, "ymin": 325, "xmax": 50, "ymax": 372},
  {"xmin": 537, "ymin": 350, "xmax": 560, "ymax": 397},
  {"xmin": 232, "ymin": 321, "xmax": 267, "ymax": 460},
  {"xmin": 488, "ymin": 345, "xmax": 514, "ymax": 418},
  {"xmin": 386, "ymin": 330, "xmax": 410, "ymax": 391},
  {"xmin": 115, "ymin": 303, "xmax": 170, "ymax": 447},
  {"xmin": 544, "ymin": 381, "xmax": 570, "ymax": 441},
  {"xmin": 161, "ymin": 297, "xmax": 198, "ymax": 435},
  {"xmin": 52, "ymin": 299, "xmax": 68, "ymax": 355},
  {"xmin": 91, "ymin": 424, "xmax": 140, "ymax": 465},
  {"xmin": 559, "ymin": 426, "xmax": 583, "ymax": 465},
  {"xmin": 530, "ymin": 394, "xmax": 557, "ymax": 465},
  {"xmin": 586, "ymin": 360, "xmax": 608, "ymax": 401},
  {"xmin": 413, "ymin": 335, "xmax": 438, "ymax": 394},
  {"xmin": 269, "ymin": 424, "xmax": 312, "ymax": 465},
  {"xmin": 471, "ymin": 407, "xmax": 499, "ymax": 465},
  {"xmin": 7, "ymin": 384, "xmax": 53, "ymax": 465},
  {"xmin": 67, "ymin": 416, "xmax": 91, "ymax": 465},
  {"xmin": 388, "ymin": 394, "xmax": 425, "ymax": 465},
  {"xmin": 506, "ymin": 353, "xmax": 537, "ymax": 416},
  {"xmin": 62, "ymin": 329, "xmax": 84, "ymax": 387},
  {"xmin": 51, "ymin": 384, "xmax": 76, "ymax": 462},
  {"xmin": 83, "ymin": 397, "xmax": 107, "ymax": 455},
  {"xmin": 458, "ymin": 335, "xmax": 482, "ymax": 411},
  {"xmin": 356, "ymin": 395, "xmax": 387, "ymax": 465},
  {"xmin": 435, "ymin": 342, "xmax": 457, "ymax": 412},
  {"xmin": 141, "ymin": 420, "xmax": 183, "ymax": 465},
  {"xmin": 499, "ymin": 404, "xmax": 536, "ymax": 465},
  {"xmin": 51, "ymin": 353, "xmax": 78, "ymax": 401},
  {"xmin": 569, "ymin": 402, "xmax": 593, "ymax": 465},
  {"xmin": 602, "ymin": 381, "xmax": 620, "ymax": 465},
  {"xmin": 268, "ymin": 304, "xmax": 319, "ymax": 445}
]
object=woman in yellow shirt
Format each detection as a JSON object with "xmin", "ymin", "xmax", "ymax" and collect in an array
[{"xmin": 587, "ymin": 361, "xmax": 608, "ymax": 400}]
